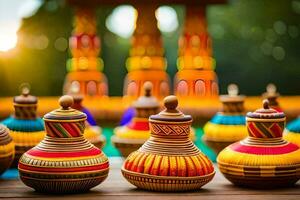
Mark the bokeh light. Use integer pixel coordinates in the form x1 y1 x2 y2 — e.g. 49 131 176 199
260 41 273 55
35 35 49 50
288 25 299 38
0 24 18 52
265 29 278 43
292 0 300 14
106 5 179 38
155 6 179 33
54 37 68 51
0 0 42 52
208 24 225 39
105 5 137 38
273 20 287 35
272 46 285 61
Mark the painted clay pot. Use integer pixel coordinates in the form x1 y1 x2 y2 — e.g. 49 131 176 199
203 84 247 154
112 82 160 157
18 95 109 193
71 93 105 149
217 100 300 188
0 125 15 175
122 95 215 192
283 116 300 146
262 83 282 112
2 86 45 167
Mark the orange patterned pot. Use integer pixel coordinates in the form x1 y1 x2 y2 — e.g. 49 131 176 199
122 95 215 192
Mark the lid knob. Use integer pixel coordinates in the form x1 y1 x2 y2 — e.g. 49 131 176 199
266 83 276 95
19 83 31 97
263 99 270 109
143 81 153 97
164 95 178 111
59 95 74 110
227 83 238 97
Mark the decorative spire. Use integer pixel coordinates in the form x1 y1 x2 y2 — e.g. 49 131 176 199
174 5 218 97
177 6 214 71
123 4 169 98
64 7 108 97
126 4 166 72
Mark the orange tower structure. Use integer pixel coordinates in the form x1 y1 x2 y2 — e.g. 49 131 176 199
123 4 170 99
64 7 108 97
174 5 219 98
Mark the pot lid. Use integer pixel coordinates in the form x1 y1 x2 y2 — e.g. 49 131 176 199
246 99 285 120
13 83 37 105
219 84 245 103
262 83 279 98
133 82 159 109
44 95 86 121
150 95 192 122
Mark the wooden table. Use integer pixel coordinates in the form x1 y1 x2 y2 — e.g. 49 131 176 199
1 158 300 200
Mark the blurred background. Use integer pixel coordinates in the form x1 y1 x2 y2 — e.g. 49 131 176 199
0 0 299 97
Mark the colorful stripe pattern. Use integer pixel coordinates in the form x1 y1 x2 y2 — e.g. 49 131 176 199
122 168 215 192
127 118 149 131
150 122 190 137
2 117 44 132
216 101 300 188
14 104 37 120
0 125 15 174
2 115 45 167
45 121 85 138
122 95 214 191
282 117 300 148
124 151 214 177
210 114 245 125
217 142 300 186
286 117 300 133
203 122 247 142
247 121 284 138
222 101 244 113
18 136 109 193
231 138 299 155
203 94 246 154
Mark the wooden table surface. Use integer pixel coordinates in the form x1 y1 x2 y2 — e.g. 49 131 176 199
1 158 300 200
